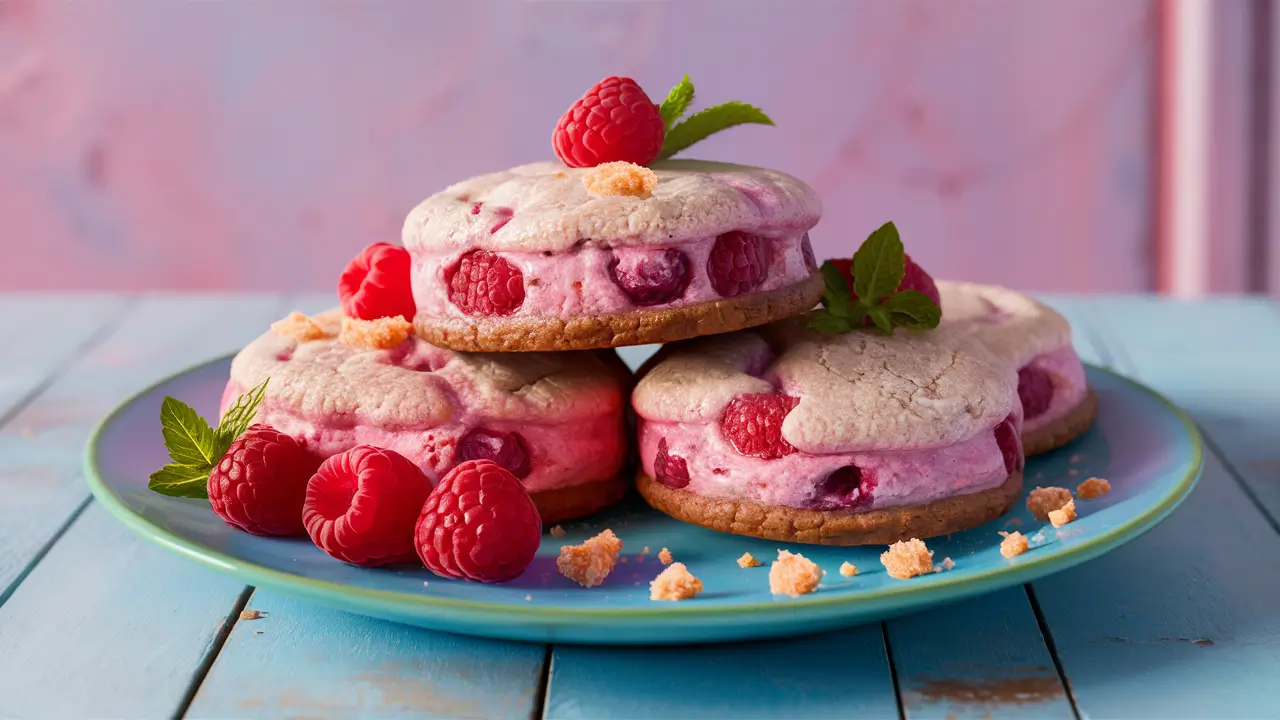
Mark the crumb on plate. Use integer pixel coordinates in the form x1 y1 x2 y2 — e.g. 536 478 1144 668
649 562 703 601
339 315 412 350
271 311 329 342
557 529 623 588
839 562 858 577
549 525 566 538
999 530 1029 558
934 557 955 573
1048 499 1077 528
769 550 822 596
239 609 266 621
1027 486 1074 521
737 552 762 568
659 547 673 565
880 538 934 580
583 161 658 198
1076 477 1112 499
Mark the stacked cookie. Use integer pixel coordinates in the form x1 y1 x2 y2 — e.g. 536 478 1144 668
216 75 1098 556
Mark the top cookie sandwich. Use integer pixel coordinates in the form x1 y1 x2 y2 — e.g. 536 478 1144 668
399 75 823 352
937 281 1096 455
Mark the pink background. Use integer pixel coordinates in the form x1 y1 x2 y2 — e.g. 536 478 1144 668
0 1 1159 293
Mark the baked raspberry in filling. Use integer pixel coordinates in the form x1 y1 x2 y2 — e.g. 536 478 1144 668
412 230 814 320
1017 345 1087 434
638 416 1015 512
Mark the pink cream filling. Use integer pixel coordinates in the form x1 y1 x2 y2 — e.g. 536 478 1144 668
637 418 1011 511
1020 345 1088 434
411 231 814 319
220 380 625 494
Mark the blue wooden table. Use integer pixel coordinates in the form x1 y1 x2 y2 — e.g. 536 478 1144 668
0 293 1277 719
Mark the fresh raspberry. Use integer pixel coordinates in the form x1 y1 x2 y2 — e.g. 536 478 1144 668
707 231 772 297
653 437 690 489
415 459 541 583
994 415 1023 475
444 250 525 316
721 393 798 459
608 249 691 306
302 445 434 566
457 428 531 479
338 243 417 322
552 76 665 168
208 424 320 536
1017 365 1055 420
830 253 940 307
809 465 877 510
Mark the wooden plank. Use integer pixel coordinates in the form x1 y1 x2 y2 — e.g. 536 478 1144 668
0 294 128 419
1030 296 1280 718
187 590 547 720
544 624 899 720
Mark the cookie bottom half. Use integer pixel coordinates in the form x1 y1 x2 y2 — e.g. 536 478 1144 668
532 473 630 526
414 273 823 352
1023 388 1098 457
636 468 1024 546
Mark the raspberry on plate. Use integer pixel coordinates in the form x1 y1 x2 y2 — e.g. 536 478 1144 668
208 424 321 536
338 243 417 322
302 445 434 566
416 460 541 583
553 76 665 168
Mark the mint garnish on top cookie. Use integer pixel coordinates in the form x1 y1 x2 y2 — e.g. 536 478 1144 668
148 378 269 498
808 222 942 335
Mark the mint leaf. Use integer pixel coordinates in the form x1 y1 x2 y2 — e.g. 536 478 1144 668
882 290 942 330
851 222 905 302
660 75 695 130
807 311 854 334
865 306 893 334
148 463 211 499
659 102 774 161
818 262 854 318
216 377 269 446
159 396 218 467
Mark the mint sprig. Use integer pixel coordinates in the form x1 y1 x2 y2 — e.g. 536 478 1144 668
656 75 774 161
807 222 941 335
148 377 270 499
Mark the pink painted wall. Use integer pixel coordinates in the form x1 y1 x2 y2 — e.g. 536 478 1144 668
0 0 1154 293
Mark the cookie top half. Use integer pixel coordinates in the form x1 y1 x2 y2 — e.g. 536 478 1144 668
402 160 822 254
633 321 1017 453
936 281 1073 367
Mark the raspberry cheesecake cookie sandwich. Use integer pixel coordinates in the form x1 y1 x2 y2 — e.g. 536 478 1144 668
632 224 1025 545
219 308 630 525
404 75 823 352
937 281 1097 456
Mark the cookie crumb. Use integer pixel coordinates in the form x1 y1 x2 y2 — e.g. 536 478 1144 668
935 557 955 573
340 315 412 350
642 546 650 555
839 562 858 577
557 529 623 588
999 531 1029 558
1076 477 1112 499
737 552 762 568
769 550 822 596
659 548 673 565
422 581 429 587
583 161 658 198
880 539 934 580
1027 486 1074 521
239 609 266 621
649 562 703 601
271 311 329 342
549 525 566 538
525 594 533 601
1068 468 1079 477
1048 499 1077 528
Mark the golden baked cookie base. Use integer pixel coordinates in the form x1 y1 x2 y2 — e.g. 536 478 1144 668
636 468 1024 546
414 273 824 352
531 473 629 526
1022 388 1098 457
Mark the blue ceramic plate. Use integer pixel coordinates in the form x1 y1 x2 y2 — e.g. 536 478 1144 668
85 357 1202 645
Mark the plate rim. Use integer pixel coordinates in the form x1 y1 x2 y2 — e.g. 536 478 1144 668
83 354 1204 623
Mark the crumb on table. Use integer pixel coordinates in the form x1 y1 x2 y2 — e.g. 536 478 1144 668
839 562 858 577
658 548 673 565
1027 486 1074 521
583 161 658 198
649 562 703 601
557 529 623 588
1076 477 1112 499
999 530 1029 558
1048 499 1077 528
880 538 934 580
339 315 412 350
737 552 762 568
271 311 329 342
549 525 566 539
769 550 822 596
